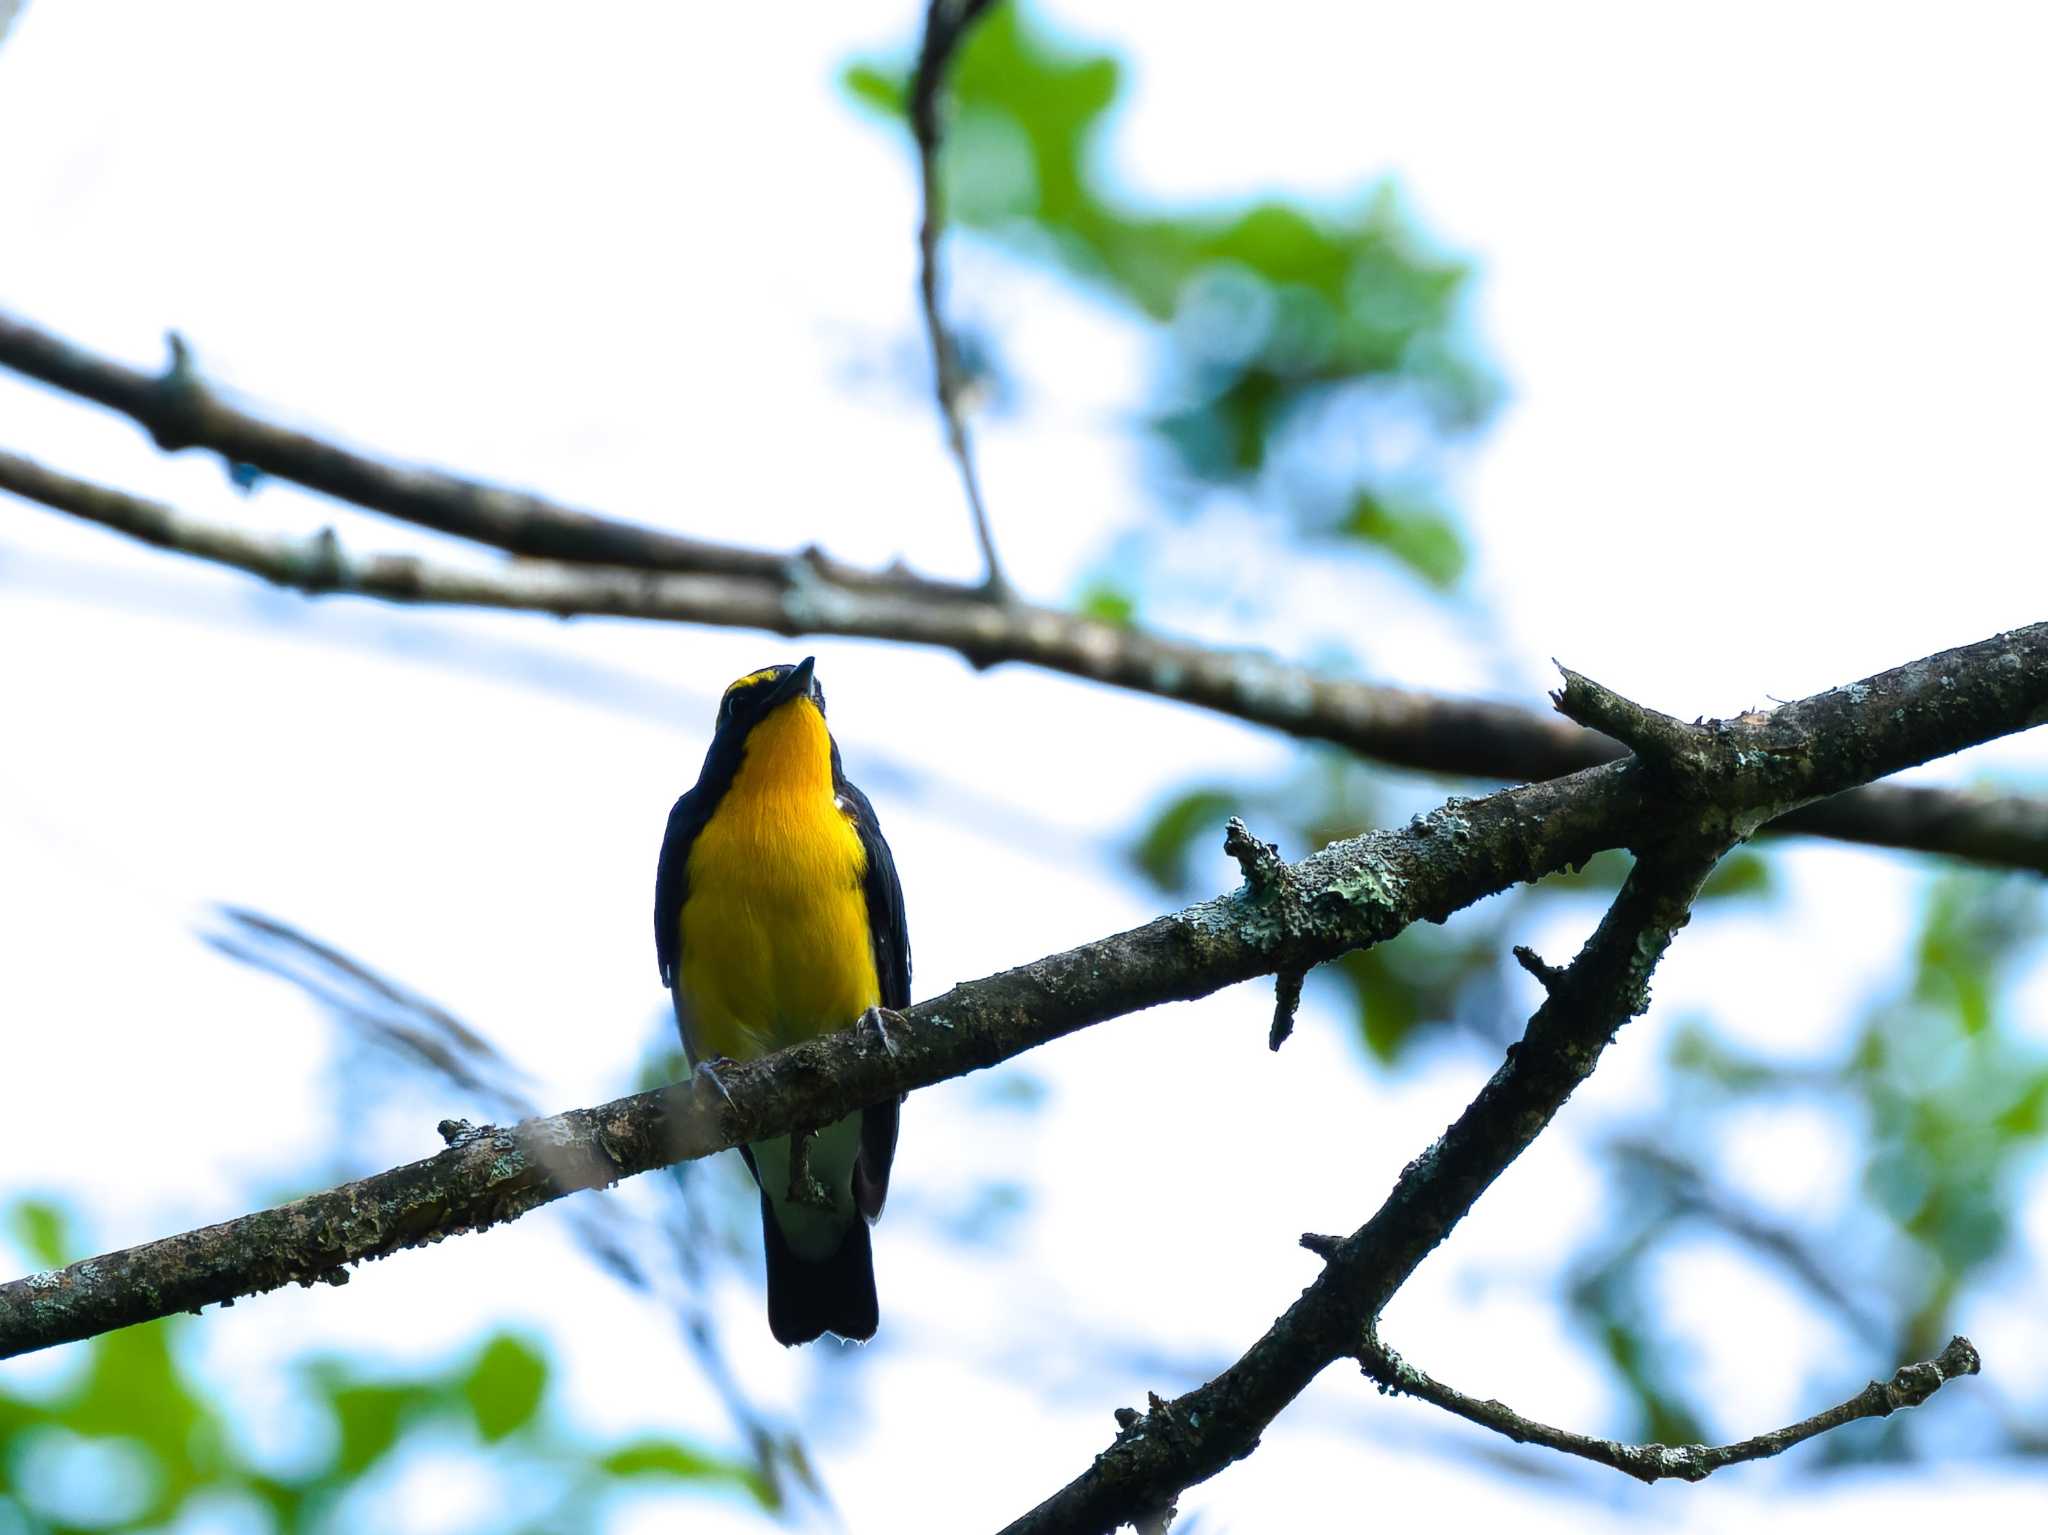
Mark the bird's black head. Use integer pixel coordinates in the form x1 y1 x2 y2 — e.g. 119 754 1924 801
699 657 837 793
712 656 825 737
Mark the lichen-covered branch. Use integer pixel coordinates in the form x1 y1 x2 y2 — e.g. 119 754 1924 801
4 440 2043 874
1356 1331 1982 1484
996 635 2045 1530
910 0 1009 592
1 624 2031 1446
0 755 1628 1359
1001 837 1735 1534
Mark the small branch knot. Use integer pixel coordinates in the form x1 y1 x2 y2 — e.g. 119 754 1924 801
1269 968 1306 1051
1879 1335 1981 1412
284 526 349 594
1223 816 1285 894
149 330 211 453
1511 945 1567 995
1551 663 1712 787
1299 1232 1343 1260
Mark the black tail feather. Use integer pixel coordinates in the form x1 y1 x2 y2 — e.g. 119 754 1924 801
761 1194 878 1346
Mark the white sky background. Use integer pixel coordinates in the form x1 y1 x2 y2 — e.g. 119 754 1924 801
1 2 2046 1531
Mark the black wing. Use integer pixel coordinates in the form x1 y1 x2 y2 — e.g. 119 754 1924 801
839 775 909 1221
654 785 709 990
839 778 910 1010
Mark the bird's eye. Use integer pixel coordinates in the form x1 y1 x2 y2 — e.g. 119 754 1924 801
719 691 739 723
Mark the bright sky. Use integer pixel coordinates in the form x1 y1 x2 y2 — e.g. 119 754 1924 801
1 3 2045 1532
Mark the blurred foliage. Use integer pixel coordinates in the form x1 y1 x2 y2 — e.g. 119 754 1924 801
846 2 1497 595
203 907 825 1516
0 1211 770 1530
0 1205 772 1534
1580 870 2048 1461
1128 753 1776 1066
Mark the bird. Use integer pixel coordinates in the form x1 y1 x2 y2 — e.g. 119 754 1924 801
653 656 909 1344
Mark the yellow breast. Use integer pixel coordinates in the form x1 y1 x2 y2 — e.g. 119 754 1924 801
676 700 879 1061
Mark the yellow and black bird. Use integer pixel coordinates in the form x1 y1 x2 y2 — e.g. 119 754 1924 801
654 657 908 1344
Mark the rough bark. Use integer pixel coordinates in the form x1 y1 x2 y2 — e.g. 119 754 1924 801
999 837 1733 1533
3 621 2039 1369
3 443 2042 873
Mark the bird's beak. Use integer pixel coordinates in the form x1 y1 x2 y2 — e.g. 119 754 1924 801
766 655 817 712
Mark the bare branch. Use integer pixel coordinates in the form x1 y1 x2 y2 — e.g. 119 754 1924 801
1 745 1641 1357
4 360 2048 875
0 312 947 590
910 0 1009 594
1356 1330 1982 1484
1002 835 1734 1534
1510 943 1567 996
1267 968 1306 1052
1553 662 1705 767
0 620 2034 1530
998 643 2044 1530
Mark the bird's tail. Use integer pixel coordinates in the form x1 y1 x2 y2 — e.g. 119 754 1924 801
761 1193 878 1346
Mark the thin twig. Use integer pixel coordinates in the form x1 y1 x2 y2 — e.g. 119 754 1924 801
997 634 2046 1530
1002 835 1736 1534
1 405 2044 869
3 625 2036 1359
1356 1330 1981 1484
910 0 1009 595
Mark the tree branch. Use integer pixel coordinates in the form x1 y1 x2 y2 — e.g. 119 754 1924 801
910 0 1009 594
4 439 2042 873
1003 835 1735 1532
0 312 953 590
0 626 2029 1458
1356 1331 1982 1484
997 641 2044 1530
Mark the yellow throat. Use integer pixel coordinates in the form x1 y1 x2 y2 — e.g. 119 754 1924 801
675 697 880 1060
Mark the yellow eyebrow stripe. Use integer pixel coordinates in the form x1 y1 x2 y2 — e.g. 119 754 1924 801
724 667 780 698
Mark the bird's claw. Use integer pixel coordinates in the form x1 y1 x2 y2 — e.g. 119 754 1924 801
859 1006 905 1057
693 1057 738 1111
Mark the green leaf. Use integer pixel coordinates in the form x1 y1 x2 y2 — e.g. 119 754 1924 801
1149 367 1286 480
1991 1072 2048 1137
324 1382 420 1475
1345 947 1419 1063
461 1333 549 1443
1698 850 1775 901
839 62 906 120
600 1439 727 1478
9 1201 71 1268
1076 580 1136 627
842 5 1495 571
1130 787 1239 893
1341 490 1467 589
1336 926 1500 1064
600 1437 777 1509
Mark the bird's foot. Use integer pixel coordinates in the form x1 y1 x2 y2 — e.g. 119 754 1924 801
858 1006 908 1057
693 1056 738 1111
